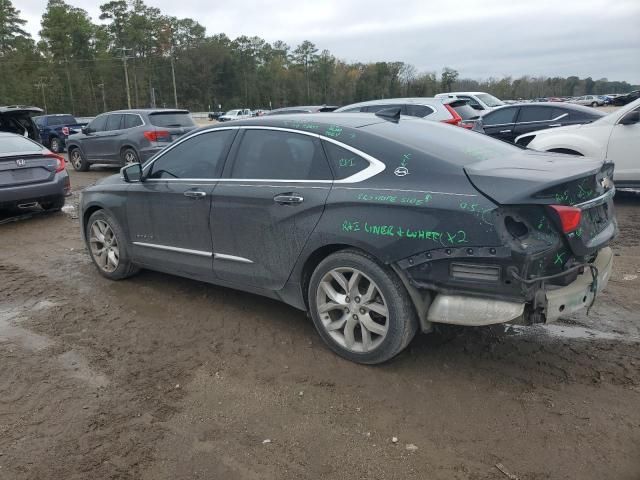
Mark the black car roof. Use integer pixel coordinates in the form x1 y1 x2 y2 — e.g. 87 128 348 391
490 102 605 117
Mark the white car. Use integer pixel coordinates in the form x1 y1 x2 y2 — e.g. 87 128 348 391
569 95 604 107
434 91 505 112
517 99 640 188
218 109 252 122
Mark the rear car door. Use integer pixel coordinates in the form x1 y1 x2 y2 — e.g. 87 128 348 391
93 113 124 161
127 129 237 281
513 106 556 138
480 107 519 142
211 128 333 289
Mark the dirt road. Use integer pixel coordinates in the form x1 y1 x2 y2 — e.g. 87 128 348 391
1 166 639 480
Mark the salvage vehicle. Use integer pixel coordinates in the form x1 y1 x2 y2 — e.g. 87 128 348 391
0 105 42 143
518 98 640 189
33 113 87 153
612 90 640 106
334 97 481 130
0 131 70 211
479 102 604 143
80 113 616 364
66 109 196 171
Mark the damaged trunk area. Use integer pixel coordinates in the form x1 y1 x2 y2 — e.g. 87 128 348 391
399 154 616 326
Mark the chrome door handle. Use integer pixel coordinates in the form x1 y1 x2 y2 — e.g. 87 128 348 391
184 189 207 199
499 129 512 133
549 124 561 127
274 193 304 205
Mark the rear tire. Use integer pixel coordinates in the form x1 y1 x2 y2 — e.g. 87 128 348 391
41 197 65 212
308 249 418 364
590 102 597 107
69 147 89 171
86 210 139 280
121 147 139 167
50 137 62 153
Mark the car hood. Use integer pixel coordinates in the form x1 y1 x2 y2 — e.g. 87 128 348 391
465 149 606 205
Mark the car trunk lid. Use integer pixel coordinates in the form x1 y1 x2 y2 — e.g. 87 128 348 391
147 111 197 143
0 153 58 187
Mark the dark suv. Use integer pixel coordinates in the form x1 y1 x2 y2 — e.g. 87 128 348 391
0 106 42 143
66 109 196 171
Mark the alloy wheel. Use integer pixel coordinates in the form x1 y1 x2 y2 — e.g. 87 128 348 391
71 150 82 169
124 151 137 165
316 267 389 353
89 219 119 273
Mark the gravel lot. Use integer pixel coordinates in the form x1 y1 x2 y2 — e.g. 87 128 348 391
1 164 639 480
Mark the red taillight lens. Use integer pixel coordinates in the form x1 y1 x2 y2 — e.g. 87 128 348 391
460 122 474 129
442 104 463 126
62 126 70 136
46 153 66 173
143 130 171 142
550 205 582 233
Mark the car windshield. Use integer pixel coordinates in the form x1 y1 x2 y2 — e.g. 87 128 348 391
225 110 241 115
0 135 42 154
148 112 194 127
476 94 504 107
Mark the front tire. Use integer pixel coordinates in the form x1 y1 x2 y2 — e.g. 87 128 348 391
69 147 89 171
591 102 598 107
86 210 139 280
308 249 418 364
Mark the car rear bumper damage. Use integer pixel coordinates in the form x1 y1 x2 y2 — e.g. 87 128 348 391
416 247 613 328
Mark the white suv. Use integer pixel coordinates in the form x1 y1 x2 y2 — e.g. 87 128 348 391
218 109 252 122
518 98 640 189
434 92 504 112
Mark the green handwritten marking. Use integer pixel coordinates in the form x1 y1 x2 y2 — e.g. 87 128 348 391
575 227 583 238
343 220 467 244
424 194 432 203
325 125 343 137
356 192 432 206
577 183 594 200
341 220 360 232
283 120 320 131
537 216 546 230
399 153 411 168
554 251 566 265
339 157 355 167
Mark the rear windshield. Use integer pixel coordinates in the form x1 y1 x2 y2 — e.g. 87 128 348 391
0 135 42 154
452 104 480 120
148 112 194 128
47 115 77 126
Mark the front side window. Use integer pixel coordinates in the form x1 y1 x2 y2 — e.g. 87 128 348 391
482 107 518 125
105 114 123 131
322 141 369 180
88 115 107 132
148 130 235 179
231 130 331 180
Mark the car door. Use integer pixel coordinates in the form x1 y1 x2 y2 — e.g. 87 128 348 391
126 128 237 281
79 114 108 160
92 113 124 161
480 106 519 142
607 106 640 184
210 128 333 290
512 106 556 139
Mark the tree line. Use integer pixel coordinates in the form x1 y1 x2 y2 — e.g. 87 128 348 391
0 0 637 116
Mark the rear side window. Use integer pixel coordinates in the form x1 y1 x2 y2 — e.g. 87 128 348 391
451 104 479 120
149 112 195 127
231 130 331 180
518 107 554 122
0 135 42 154
322 141 369 180
88 115 107 132
148 130 235 179
482 107 518 125
405 105 434 118
339 107 361 113
123 114 143 129
105 114 123 131
362 104 404 113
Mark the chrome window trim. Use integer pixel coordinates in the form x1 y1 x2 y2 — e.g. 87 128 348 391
213 253 254 264
132 242 212 257
142 125 385 184
485 112 569 128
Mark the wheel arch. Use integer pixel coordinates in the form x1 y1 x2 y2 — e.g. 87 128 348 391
82 204 105 240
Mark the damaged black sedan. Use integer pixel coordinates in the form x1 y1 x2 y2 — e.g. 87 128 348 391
79 112 616 364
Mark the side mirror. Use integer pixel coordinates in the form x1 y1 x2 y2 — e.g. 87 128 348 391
121 162 143 183
619 110 640 125
82 126 91 135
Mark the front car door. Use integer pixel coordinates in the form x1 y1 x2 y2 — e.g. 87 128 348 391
211 127 333 290
126 128 237 281
80 114 108 160
93 113 124 161
607 105 640 186
480 106 519 142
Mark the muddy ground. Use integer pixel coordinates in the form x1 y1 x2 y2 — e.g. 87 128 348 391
1 165 639 480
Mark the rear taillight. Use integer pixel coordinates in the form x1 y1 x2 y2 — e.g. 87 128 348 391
62 126 70 136
460 122 474 130
442 104 463 126
143 130 171 142
46 153 66 173
550 205 582 233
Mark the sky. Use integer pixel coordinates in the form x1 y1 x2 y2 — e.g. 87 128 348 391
17 0 640 84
